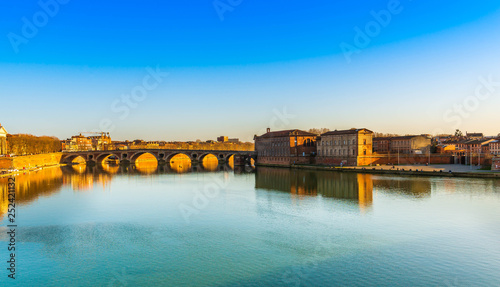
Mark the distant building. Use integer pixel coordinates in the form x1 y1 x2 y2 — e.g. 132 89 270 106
466 132 483 140
316 128 373 166
436 144 456 154
62 134 93 151
88 133 112 150
254 128 317 166
217 136 239 143
390 135 431 154
489 140 500 156
454 139 495 157
0 123 7 155
217 136 228 142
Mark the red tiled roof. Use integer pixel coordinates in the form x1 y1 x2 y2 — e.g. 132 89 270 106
321 128 373 136
256 129 316 138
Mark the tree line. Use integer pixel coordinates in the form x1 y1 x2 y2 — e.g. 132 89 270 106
7 134 61 155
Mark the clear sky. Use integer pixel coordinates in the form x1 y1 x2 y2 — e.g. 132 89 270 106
1 0 500 141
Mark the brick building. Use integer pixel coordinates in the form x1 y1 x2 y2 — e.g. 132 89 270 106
62 134 93 151
316 128 373 166
493 157 500 171
217 136 239 143
0 124 7 155
488 140 500 156
217 136 228 142
466 132 483 140
389 135 431 154
254 129 317 166
456 139 494 154
372 137 390 153
89 133 112 150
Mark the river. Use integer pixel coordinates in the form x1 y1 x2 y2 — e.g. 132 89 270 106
1 161 500 286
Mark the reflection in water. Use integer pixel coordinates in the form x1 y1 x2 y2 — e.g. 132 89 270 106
227 155 234 169
0 167 63 220
170 154 192 173
202 155 219 172
255 167 374 209
372 176 431 198
134 154 159 174
101 163 119 174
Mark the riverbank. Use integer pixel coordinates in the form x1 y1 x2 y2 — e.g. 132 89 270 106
0 163 66 178
257 163 500 179
0 153 65 178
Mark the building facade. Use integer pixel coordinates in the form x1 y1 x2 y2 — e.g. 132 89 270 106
254 129 317 166
390 135 431 154
492 157 500 171
466 132 483 140
372 137 390 153
0 124 7 155
316 128 373 166
62 134 93 151
89 133 112 150
488 140 500 156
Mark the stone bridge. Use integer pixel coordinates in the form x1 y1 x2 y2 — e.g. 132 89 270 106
61 149 256 166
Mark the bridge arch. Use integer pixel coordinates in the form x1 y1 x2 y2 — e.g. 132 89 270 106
166 152 193 162
62 154 88 164
198 153 218 162
129 151 159 165
95 153 121 165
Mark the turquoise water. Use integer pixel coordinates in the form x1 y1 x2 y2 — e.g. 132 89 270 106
1 165 500 286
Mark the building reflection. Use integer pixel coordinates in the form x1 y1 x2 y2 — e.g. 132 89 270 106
372 177 431 198
255 167 374 209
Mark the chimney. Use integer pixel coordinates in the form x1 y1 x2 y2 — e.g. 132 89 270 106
267 128 270 133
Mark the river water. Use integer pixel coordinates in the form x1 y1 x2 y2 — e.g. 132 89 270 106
1 162 500 286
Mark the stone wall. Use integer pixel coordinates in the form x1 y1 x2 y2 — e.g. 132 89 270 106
0 153 63 170
357 154 453 166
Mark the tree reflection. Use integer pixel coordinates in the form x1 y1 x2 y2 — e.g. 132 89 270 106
0 167 63 220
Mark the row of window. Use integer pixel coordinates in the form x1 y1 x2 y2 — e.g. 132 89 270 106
318 149 369 156
319 139 354 146
318 149 356 156
260 148 288 156
319 139 369 146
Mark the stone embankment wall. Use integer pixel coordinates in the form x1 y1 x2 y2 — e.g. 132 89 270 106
0 153 63 170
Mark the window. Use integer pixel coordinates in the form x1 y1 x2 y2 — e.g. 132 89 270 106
363 139 366 145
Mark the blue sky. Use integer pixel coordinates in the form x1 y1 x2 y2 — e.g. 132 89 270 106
1 0 500 141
